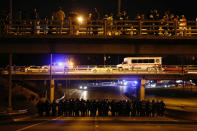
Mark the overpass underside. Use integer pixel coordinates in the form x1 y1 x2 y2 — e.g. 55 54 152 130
0 36 197 55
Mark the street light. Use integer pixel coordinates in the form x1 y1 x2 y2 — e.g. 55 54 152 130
118 0 121 17
9 0 13 24
77 16 84 24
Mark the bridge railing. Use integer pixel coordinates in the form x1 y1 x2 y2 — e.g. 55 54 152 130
1 19 197 37
1 65 197 75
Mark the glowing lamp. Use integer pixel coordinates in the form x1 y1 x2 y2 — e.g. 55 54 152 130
77 16 83 24
69 61 74 66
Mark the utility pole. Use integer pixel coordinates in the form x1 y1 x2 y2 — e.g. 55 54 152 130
8 54 13 112
9 0 13 24
118 0 121 17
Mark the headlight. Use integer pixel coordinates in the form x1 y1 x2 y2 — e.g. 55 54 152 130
79 86 82 89
84 86 87 89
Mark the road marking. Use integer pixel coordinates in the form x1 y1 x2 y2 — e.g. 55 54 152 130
16 122 45 131
13 116 32 122
16 116 61 131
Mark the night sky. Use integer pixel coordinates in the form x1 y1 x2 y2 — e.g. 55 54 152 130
0 0 197 19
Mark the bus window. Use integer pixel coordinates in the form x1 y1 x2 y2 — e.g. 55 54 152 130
138 59 143 63
149 59 154 63
144 59 149 63
123 61 128 64
132 60 137 63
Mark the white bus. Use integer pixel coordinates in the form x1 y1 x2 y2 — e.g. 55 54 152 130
117 57 162 72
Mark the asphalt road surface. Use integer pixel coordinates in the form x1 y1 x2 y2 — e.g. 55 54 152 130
62 86 130 101
1 87 197 131
1 117 197 131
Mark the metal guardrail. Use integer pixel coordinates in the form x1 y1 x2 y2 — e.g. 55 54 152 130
1 19 197 37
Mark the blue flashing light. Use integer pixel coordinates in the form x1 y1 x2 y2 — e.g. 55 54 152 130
58 62 63 66
130 80 138 87
133 80 138 86
123 81 128 86
134 80 138 84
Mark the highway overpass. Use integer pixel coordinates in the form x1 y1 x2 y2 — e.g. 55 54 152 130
1 36 197 55
1 71 197 80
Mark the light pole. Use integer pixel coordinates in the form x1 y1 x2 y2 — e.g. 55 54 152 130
118 0 121 17
8 54 13 112
9 0 13 24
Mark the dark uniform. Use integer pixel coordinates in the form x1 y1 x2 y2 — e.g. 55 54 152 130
160 101 165 116
36 100 44 117
80 100 87 116
64 100 70 116
110 100 116 116
73 99 80 116
69 99 74 116
151 100 157 117
103 100 109 116
131 100 137 116
58 100 64 116
145 100 151 117
52 100 57 116
45 100 51 116
98 101 103 116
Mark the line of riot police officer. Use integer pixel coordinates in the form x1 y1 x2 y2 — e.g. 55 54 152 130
36 98 165 117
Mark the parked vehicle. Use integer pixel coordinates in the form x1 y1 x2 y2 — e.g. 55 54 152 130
25 66 49 73
117 57 162 72
91 66 113 73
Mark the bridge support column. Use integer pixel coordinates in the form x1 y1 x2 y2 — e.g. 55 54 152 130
44 80 47 99
50 79 55 103
138 79 146 100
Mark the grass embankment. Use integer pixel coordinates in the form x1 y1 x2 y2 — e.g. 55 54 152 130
0 77 40 113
